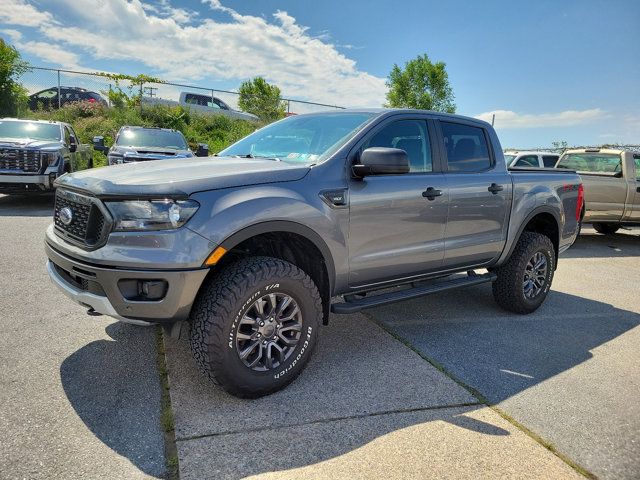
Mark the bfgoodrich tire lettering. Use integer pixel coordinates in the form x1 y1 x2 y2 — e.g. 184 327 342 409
189 256 321 398
492 232 555 314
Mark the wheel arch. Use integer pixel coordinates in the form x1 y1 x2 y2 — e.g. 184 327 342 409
501 207 561 269
215 221 336 324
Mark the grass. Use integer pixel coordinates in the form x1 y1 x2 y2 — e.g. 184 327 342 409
22 102 260 169
156 326 180 480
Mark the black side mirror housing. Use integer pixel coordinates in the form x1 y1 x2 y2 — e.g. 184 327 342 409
196 143 209 157
68 139 77 153
352 147 410 177
93 136 109 153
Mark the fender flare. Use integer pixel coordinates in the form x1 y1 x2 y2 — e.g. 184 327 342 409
501 206 561 266
218 220 336 295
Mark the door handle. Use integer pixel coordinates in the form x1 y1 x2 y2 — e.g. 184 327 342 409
422 187 443 200
488 183 504 194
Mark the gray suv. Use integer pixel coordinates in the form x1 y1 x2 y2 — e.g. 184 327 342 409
45 109 582 397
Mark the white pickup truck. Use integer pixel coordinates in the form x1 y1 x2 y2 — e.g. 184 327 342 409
142 92 259 122
504 150 560 169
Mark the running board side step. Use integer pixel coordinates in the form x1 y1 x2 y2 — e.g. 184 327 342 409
331 272 497 314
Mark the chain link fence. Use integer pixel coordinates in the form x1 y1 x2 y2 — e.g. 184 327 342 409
19 66 344 116
505 145 640 154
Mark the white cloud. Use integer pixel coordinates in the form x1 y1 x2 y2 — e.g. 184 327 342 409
0 0 57 27
2 0 386 107
475 109 606 129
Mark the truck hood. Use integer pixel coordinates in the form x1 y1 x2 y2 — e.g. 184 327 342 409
55 156 311 197
0 138 62 150
110 146 193 160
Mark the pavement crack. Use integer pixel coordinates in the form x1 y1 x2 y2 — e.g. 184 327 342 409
175 401 483 443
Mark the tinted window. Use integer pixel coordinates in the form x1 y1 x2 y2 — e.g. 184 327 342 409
542 155 559 168
363 120 432 173
504 154 516 165
634 154 640 180
36 89 57 99
63 126 71 144
116 128 188 149
441 122 491 172
514 155 539 167
556 153 622 173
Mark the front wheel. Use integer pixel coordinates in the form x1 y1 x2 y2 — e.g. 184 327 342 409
492 232 555 314
592 223 619 235
189 256 321 398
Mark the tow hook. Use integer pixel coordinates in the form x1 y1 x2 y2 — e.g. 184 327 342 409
86 307 102 317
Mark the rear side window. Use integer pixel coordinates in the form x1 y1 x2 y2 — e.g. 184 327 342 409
556 153 622 173
634 154 640 180
441 122 491 172
514 155 539 167
542 155 559 168
363 120 432 173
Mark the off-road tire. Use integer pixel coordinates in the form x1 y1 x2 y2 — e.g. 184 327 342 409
592 223 619 235
492 232 555 314
189 256 322 398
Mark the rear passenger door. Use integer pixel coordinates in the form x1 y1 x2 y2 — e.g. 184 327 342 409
437 120 511 269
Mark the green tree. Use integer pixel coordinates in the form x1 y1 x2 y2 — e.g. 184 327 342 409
0 38 29 117
385 54 455 113
238 77 286 123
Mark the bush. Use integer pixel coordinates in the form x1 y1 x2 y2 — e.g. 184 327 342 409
23 102 260 169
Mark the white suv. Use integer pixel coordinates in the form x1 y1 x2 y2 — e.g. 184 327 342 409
504 151 560 168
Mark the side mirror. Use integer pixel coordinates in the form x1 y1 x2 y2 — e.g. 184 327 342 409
196 143 209 157
69 136 77 153
352 147 410 177
93 136 109 153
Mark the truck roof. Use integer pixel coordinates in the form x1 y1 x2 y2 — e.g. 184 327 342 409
0 118 67 126
563 148 626 155
504 150 559 156
119 125 180 133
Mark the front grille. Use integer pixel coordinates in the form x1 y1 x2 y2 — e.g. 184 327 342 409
0 148 42 172
54 189 108 248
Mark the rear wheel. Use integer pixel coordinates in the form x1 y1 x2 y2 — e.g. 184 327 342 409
492 232 555 314
592 223 619 235
189 256 321 398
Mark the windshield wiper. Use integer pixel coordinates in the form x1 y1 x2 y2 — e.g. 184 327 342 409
232 154 281 161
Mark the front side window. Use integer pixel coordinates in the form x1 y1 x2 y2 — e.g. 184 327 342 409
441 122 491 172
116 128 188 149
36 89 57 99
556 153 622 173
514 155 539 167
220 113 375 165
363 120 432 173
542 155 559 168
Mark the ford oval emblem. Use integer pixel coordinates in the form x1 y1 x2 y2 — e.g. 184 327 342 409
59 207 74 226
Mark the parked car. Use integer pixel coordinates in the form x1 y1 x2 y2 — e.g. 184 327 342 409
0 118 92 194
556 148 640 233
28 87 107 111
142 92 259 122
45 109 582 398
93 126 209 165
504 150 560 169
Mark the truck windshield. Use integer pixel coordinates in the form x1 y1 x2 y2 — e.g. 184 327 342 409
0 121 61 141
556 153 622 173
219 112 376 164
116 129 188 149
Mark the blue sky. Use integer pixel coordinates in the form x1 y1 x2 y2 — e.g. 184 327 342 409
1 0 638 147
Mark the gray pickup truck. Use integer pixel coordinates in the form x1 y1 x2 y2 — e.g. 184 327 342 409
45 109 582 397
93 126 208 165
0 118 92 194
556 148 640 233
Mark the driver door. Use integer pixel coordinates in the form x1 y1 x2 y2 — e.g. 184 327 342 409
348 117 448 287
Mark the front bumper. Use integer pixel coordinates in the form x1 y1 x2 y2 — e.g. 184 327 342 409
45 241 209 325
0 174 53 192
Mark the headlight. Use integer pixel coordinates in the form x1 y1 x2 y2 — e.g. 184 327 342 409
108 153 123 165
105 199 199 231
41 151 59 166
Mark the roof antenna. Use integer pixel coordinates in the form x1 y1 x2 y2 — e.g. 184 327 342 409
491 113 495 127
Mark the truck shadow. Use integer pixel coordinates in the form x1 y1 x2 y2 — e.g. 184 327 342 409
60 288 638 478
0 193 54 217
59 322 165 479
562 227 640 259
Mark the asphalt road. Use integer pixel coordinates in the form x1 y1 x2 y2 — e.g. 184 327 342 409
0 194 165 479
1 192 638 479
367 226 640 479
